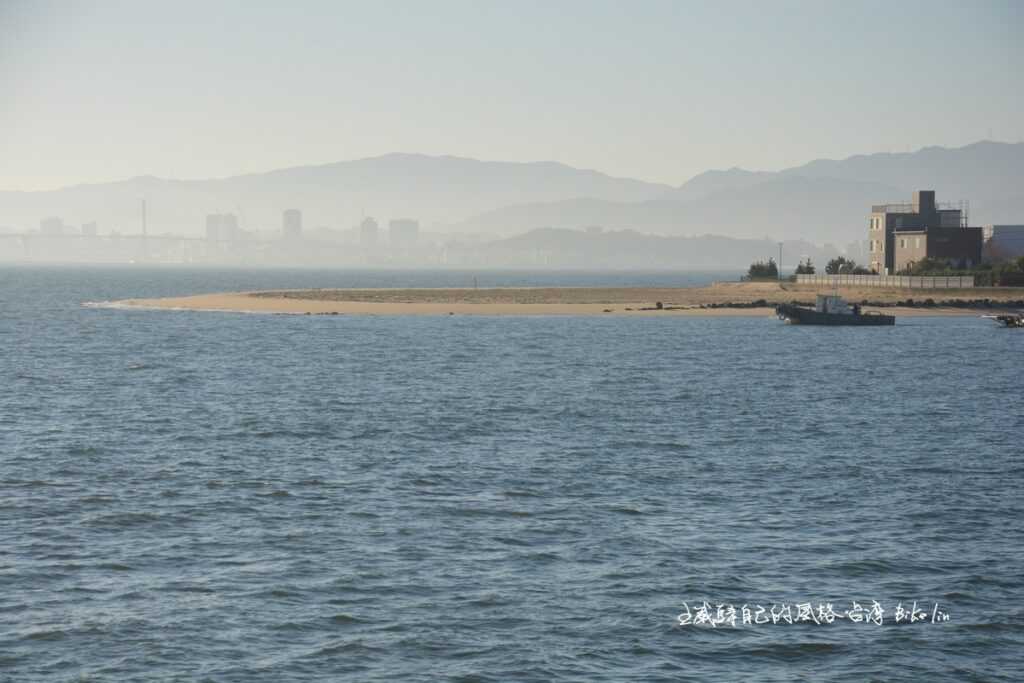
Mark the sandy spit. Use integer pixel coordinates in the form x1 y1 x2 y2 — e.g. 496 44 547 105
107 282 1024 318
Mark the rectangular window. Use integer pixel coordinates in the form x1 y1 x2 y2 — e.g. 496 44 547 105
915 237 921 248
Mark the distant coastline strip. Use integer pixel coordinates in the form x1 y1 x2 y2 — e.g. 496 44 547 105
94 283 1024 317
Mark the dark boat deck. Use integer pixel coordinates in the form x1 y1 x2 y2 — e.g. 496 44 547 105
776 303 895 326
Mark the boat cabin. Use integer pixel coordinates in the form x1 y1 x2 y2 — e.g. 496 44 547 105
816 294 855 315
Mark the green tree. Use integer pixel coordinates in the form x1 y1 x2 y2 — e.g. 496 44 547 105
825 256 852 274
794 257 815 275
898 257 954 275
826 256 871 275
747 257 779 280
991 256 1024 285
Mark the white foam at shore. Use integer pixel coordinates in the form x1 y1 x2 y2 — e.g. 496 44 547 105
81 300 294 315
82 300 136 310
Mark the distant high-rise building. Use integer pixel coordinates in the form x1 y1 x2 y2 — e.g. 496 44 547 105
81 222 98 237
282 209 303 240
40 217 65 235
205 213 240 242
359 217 379 246
388 218 419 246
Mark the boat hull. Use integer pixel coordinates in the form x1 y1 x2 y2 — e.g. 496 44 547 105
776 303 894 326
983 314 1024 328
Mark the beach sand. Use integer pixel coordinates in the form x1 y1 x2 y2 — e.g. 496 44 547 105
113 282 1024 317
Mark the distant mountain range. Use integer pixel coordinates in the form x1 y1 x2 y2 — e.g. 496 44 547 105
0 154 670 237
1 141 1021 245
456 141 1024 243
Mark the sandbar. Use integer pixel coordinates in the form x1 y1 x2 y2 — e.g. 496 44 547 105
110 282 1024 317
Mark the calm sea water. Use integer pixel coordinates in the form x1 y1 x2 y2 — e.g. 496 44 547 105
2 265 1022 682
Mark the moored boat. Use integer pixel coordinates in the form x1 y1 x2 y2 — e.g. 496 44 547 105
776 294 895 326
981 313 1024 328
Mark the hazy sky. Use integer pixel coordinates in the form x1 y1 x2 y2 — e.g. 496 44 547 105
1 0 1022 191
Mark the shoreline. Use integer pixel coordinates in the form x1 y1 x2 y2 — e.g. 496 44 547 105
105 283 1024 317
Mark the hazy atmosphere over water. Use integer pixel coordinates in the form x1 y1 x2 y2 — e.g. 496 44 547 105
1 0 1023 190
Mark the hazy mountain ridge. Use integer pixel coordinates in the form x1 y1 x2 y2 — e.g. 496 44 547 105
1 142 1021 247
0 154 672 236
455 141 1024 242
456 176 906 243
671 167 775 202
482 227 838 269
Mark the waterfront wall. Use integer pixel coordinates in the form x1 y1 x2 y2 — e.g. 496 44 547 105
795 274 975 289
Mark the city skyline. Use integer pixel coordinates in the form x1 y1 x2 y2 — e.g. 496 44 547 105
2 0 1022 191
2 140 1022 252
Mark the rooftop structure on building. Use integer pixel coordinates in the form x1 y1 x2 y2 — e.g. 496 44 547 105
867 190 981 274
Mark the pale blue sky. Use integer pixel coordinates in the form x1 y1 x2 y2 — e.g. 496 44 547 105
1 0 1022 190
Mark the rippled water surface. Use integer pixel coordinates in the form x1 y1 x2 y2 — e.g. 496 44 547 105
2 265 1022 681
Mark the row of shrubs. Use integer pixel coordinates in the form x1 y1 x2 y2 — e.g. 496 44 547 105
747 256 870 280
898 256 1024 286
748 255 1024 286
